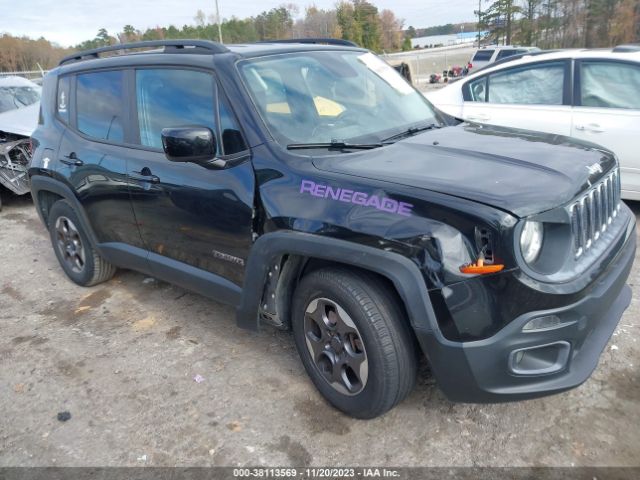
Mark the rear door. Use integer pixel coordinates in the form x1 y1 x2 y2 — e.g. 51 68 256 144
56 69 145 249
461 60 573 135
125 67 255 286
571 59 640 199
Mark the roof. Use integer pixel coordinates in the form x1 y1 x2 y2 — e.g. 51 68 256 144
51 39 367 77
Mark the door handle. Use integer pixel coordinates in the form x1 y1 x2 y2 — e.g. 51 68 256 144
61 152 84 166
575 123 604 133
131 168 160 184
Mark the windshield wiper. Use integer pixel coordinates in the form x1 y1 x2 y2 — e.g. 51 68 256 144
382 123 441 143
287 140 383 151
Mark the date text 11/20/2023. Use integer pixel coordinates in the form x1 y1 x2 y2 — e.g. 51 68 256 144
233 467 400 477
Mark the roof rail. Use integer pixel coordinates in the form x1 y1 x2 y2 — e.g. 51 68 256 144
59 40 229 66
259 38 359 47
613 43 640 52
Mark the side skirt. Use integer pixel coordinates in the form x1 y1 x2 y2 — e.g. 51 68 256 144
98 243 242 307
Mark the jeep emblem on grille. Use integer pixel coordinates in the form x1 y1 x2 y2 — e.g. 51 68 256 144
586 163 603 175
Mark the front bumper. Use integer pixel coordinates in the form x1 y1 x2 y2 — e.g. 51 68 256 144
416 211 636 403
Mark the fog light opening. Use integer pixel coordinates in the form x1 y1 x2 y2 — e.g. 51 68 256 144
509 341 571 376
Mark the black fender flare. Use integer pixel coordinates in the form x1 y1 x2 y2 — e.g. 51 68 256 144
236 230 441 337
30 175 100 248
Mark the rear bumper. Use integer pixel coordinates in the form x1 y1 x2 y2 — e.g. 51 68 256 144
417 215 635 403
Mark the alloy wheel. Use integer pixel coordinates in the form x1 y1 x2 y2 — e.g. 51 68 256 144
304 297 369 396
54 216 86 274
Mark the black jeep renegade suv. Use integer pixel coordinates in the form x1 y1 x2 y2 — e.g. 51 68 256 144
29 40 635 418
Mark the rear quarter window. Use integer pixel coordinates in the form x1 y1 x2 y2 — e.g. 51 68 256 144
472 50 495 62
496 49 521 60
57 76 70 124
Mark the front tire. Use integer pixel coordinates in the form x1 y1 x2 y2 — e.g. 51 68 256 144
48 200 116 286
292 267 418 419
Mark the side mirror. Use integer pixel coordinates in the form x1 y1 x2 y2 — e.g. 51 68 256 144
161 126 217 164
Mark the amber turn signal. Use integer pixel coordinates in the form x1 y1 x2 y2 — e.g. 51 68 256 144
459 257 504 275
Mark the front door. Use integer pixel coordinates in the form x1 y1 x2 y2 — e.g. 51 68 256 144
57 69 144 250
126 67 254 286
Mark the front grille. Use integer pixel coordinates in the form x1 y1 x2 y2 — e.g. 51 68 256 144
570 169 621 258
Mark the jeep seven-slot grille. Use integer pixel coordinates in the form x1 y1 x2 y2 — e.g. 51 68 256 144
570 169 621 258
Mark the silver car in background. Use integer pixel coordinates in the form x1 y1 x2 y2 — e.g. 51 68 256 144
0 76 40 209
469 46 540 72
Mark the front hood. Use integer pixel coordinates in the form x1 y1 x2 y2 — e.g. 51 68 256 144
0 103 39 137
312 123 617 217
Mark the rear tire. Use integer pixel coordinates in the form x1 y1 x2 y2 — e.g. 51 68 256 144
48 200 116 286
292 267 418 419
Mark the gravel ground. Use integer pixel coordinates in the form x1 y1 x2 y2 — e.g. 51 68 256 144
0 193 639 467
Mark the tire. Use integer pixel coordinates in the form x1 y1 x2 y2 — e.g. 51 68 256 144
47 199 116 286
292 267 418 419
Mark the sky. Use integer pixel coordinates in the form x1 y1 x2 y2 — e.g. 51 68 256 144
1 0 479 47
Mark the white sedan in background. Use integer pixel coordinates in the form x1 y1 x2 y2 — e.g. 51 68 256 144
427 46 640 200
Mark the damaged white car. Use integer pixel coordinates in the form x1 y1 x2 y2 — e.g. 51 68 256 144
0 76 40 210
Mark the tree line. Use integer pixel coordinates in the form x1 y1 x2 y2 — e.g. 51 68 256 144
2 0 638 72
1 0 403 72
74 1 405 54
480 0 639 47
0 35 73 72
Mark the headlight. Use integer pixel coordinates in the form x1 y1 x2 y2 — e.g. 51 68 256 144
520 221 543 264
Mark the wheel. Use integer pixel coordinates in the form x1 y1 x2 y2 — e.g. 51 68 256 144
292 267 418 419
48 200 116 286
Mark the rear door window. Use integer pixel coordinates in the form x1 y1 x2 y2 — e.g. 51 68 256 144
76 71 125 142
579 61 640 109
487 62 565 105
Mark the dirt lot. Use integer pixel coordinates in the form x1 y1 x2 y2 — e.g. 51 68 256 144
1 193 639 467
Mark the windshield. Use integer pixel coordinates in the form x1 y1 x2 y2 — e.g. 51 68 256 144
0 85 41 114
239 51 440 148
